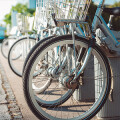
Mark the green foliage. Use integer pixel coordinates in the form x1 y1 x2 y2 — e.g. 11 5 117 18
12 3 35 16
4 13 11 25
4 3 35 25
112 1 120 7
12 3 28 13
26 8 36 16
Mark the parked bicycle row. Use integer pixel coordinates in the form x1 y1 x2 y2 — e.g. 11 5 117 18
1 0 120 120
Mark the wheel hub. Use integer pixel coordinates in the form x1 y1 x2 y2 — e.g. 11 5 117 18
63 76 78 89
48 66 59 78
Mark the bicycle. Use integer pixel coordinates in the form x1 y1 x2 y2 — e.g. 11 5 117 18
8 0 73 77
1 12 35 60
6 13 38 76
1 29 21 59
23 0 120 119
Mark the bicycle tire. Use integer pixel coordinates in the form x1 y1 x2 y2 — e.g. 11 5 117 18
23 35 74 105
23 35 111 120
23 36 55 74
8 37 36 77
23 36 56 94
1 38 17 58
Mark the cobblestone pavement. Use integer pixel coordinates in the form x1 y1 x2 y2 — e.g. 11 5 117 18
0 73 11 120
0 62 23 119
0 47 38 120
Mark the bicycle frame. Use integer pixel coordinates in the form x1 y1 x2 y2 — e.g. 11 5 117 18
35 0 120 82
71 0 120 81
92 0 120 50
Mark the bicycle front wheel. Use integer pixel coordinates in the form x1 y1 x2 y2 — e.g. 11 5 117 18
23 35 111 120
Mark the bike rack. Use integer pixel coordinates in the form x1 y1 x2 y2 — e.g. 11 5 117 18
96 29 120 120
73 29 120 119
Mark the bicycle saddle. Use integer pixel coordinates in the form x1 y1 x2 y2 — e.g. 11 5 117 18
104 7 120 16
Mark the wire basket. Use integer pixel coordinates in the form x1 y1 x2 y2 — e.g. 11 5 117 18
34 0 50 30
35 0 91 30
34 7 40 30
36 0 91 28
53 0 92 21
16 13 34 32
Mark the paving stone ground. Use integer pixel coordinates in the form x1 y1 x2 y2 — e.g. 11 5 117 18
0 61 23 120
0 46 38 120
0 73 11 120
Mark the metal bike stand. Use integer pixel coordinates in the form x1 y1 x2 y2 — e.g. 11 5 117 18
73 55 95 102
97 57 120 120
96 30 120 120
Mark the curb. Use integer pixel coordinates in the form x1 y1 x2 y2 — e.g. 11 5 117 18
0 60 23 120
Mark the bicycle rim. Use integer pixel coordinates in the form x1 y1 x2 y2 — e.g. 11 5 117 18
8 37 36 77
1 38 16 58
23 35 111 120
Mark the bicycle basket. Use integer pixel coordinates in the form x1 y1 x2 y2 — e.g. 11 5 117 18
36 0 91 28
35 0 50 29
16 13 34 32
48 0 91 21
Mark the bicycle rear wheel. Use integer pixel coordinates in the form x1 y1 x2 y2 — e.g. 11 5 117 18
1 38 17 58
8 37 36 77
23 35 111 120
